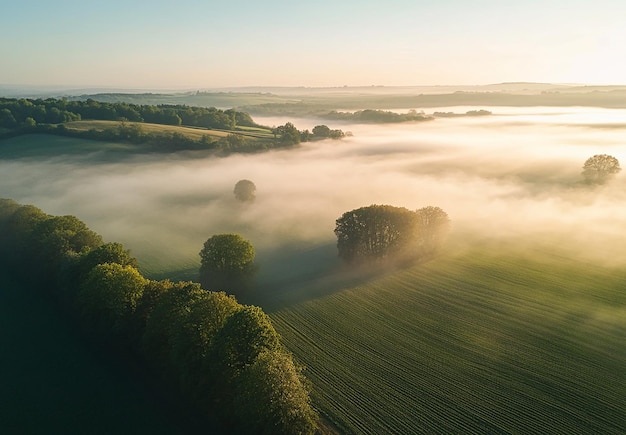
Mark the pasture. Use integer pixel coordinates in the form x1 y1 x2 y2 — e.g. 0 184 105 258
63 120 275 140
269 241 626 434
64 120 231 140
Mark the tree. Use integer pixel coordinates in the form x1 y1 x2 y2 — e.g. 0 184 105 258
233 179 256 202
199 234 256 294
414 206 451 255
234 350 318 435
78 242 138 274
312 124 331 138
170 291 240 397
211 306 280 378
207 305 282 421
78 263 146 338
275 122 301 146
335 205 417 263
0 108 17 128
335 204 451 264
31 215 103 259
582 154 621 184
142 280 240 391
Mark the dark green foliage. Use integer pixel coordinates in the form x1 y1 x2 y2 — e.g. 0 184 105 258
335 204 450 264
142 281 238 385
142 281 203 375
77 263 146 338
169 291 240 398
0 198 20 224
130 279 172 347
325 108 433 123
31 215 103 258
0 198 319 433
0 97 259 131
2 205 50 269
0 97 347 155
233 179 256 202
216 133 248 152
212 306 280 375
335 204 418 263
77 242 138 275
234 350 318 435
274 122 301 146
312 124 344 139
199 234 256 295
312 124 331 137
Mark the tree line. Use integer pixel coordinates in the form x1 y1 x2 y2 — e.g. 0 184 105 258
0 97 347 154
0 198 318 434
0 97 260 130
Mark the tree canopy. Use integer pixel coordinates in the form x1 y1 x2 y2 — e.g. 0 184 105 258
234 179 257 202
335 204 450 264
199 233 256 294
582 154 621 185
0 198 319 434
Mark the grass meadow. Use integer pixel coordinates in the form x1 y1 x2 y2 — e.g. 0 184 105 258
63 120 275 139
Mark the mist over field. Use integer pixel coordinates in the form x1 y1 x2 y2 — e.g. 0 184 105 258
3 106 626 278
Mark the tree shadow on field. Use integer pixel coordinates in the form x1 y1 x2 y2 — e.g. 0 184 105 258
248 242 408 312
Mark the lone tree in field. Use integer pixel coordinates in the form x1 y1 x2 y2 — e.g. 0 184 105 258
582 154 621 185
233 179 256 202
199 233 256 295
335 204 450 264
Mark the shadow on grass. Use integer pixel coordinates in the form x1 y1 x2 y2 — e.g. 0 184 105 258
245 242 416 312
0 134 142 163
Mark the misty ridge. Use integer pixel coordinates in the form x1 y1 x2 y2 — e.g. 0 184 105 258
2 106 626 279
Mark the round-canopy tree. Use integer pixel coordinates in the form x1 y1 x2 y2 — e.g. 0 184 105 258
335 205 418 263
199 233 256 295
582 154 621 185
335 204 451 264
233 179 256 202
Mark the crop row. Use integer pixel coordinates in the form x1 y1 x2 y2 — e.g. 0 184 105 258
271 248 626 434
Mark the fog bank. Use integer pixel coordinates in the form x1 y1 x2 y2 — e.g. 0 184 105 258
2 106 626 275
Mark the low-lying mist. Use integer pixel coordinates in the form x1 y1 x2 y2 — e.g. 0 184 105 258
3 106 626 282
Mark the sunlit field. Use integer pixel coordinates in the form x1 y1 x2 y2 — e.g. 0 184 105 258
270 243 626 433
2 106 626 432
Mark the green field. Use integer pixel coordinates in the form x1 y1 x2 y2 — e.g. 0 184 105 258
64 120 230 139
63 120 275 140
267 243 626 434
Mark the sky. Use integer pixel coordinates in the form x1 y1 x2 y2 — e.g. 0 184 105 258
2 0 626 89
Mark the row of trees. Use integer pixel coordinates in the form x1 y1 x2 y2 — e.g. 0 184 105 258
335 205 451 264
324 109 434 123
272 122 346 146
0 198 318 434
0 97 260 130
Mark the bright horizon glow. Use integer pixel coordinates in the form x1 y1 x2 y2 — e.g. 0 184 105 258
2 0 626 89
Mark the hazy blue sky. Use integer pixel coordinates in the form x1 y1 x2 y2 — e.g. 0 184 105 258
2 0 625 88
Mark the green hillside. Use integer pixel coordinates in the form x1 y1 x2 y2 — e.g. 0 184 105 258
269 244 626 434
